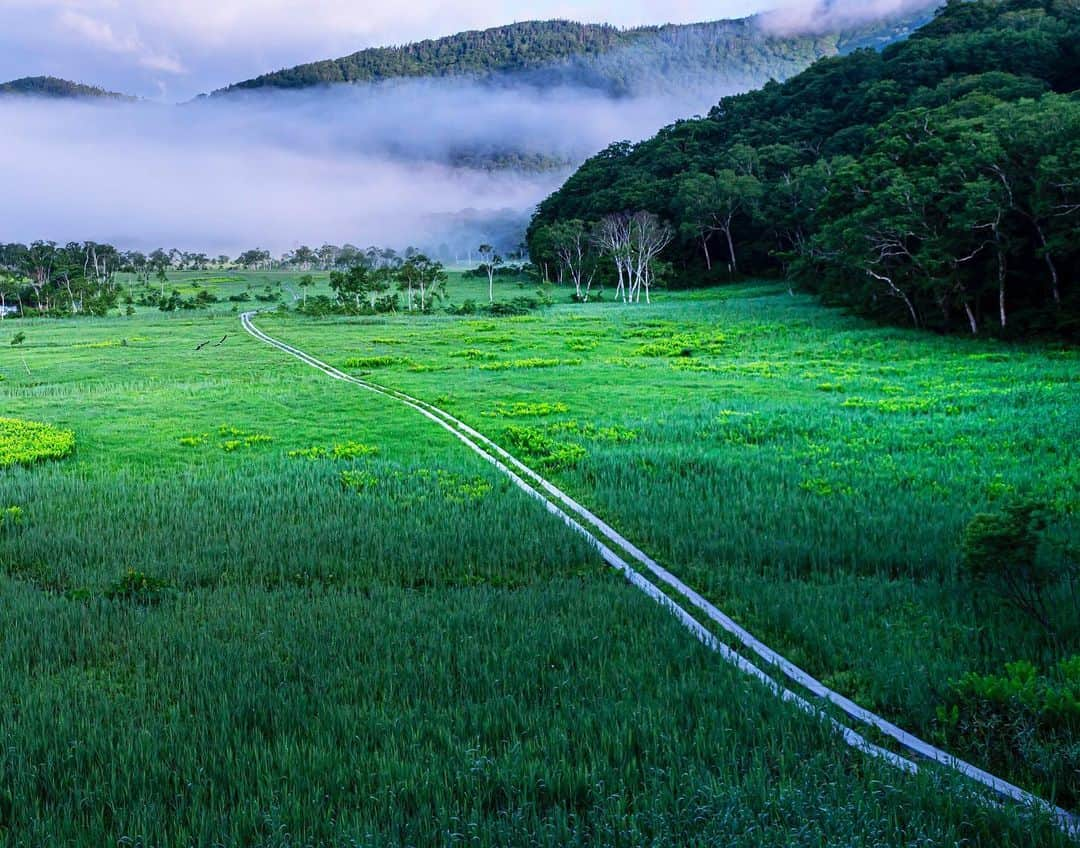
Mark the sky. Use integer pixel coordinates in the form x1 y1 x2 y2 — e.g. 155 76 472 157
0 0 776 101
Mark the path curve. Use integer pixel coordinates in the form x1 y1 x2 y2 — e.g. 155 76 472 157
240 311 1077 837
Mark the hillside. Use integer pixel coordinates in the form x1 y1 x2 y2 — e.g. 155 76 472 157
214 13 934 98
528 0 1080 337
0 75 131 100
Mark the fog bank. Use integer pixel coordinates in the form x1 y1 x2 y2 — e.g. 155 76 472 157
0 74 734 255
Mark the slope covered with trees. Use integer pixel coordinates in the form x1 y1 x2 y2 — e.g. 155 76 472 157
215 14 932 98
0 76 130 99
528 0 1080 338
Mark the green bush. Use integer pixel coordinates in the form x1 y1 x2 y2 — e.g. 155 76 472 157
105 568 171 605
939 656 1080 807
961 501 1058 632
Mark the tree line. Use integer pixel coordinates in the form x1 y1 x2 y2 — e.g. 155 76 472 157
0 242 458 317
528 0 1080 337
215 17 868 98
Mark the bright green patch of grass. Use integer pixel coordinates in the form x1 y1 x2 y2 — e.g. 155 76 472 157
0 417 75 467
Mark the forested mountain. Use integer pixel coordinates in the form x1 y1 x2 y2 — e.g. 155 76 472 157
0 76 131 100
215 14 933 98
528 0 1080 338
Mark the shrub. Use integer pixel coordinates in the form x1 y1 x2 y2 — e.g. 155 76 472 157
105 568 170 605
938 656 1080 806
961 501 1058 632
482 296 543 317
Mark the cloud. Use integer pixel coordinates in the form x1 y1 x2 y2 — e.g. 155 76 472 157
757 0 938 35
56 10 186 75
0 74 731 255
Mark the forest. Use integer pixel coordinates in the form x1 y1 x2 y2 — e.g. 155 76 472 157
0 76 127 99
528 0 1080 337
215 14 930 98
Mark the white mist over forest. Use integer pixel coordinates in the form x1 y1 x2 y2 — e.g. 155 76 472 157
0 75 737 257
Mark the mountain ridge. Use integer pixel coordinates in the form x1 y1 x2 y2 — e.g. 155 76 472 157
212 12 935 98
0 75 133 100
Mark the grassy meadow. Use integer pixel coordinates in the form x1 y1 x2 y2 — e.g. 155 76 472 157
0 270 1076 845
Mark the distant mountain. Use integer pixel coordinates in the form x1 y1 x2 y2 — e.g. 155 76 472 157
214 13 935 99
0 76 132 100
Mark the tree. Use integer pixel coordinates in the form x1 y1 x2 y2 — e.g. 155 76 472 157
298 274 315 307
292 246 316 270
148 248 171 297
316 244 340 270
675 170 760 275
527 0 1080 337
22 241 58 313
329 263 373 311
395 255 447 312
0 274 19 318
593 213 632 301
477 243 502 302
961 501 1059 634
593 212 672 304
626 212 674 303
548 220 597 301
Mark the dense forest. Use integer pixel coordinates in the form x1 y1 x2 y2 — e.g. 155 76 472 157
215 14 932 98
0 76 130 99
528 0 1080 338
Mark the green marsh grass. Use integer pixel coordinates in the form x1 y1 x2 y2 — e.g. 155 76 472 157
0 276 1076 841
263 281 1080 807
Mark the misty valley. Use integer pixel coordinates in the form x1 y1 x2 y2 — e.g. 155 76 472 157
1 1 1079 846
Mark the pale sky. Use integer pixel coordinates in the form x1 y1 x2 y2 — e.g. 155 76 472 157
0 0 775 101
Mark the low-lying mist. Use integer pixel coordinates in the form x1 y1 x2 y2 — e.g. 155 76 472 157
0 69 748 257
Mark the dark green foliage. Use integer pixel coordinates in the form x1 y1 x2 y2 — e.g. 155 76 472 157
216 14 931 97
104 568 171 605
483 295 543 316
0 240 123 317
940 656 1080 806
529 0 1080 337
0 76 131 100
961 500 1066 632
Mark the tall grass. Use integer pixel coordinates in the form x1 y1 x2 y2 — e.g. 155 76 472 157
262 283 1080 805
0 279 1076 841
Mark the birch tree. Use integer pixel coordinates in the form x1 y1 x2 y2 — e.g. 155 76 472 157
477 244 501 302
550 220 597 301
